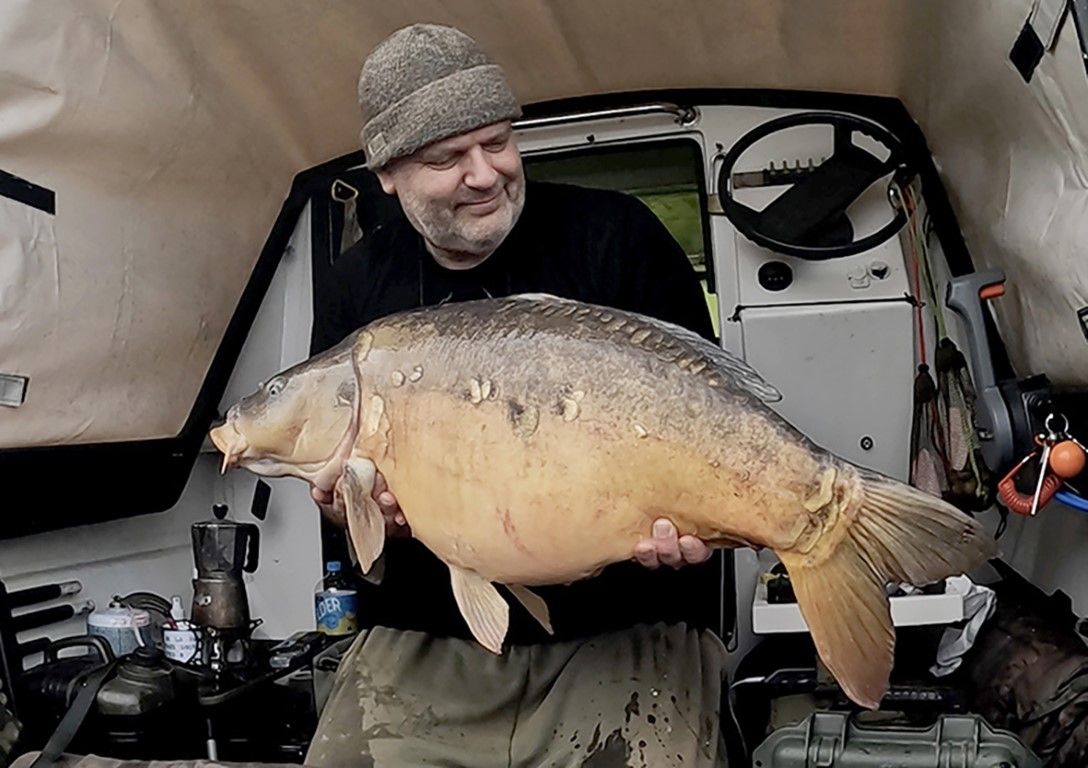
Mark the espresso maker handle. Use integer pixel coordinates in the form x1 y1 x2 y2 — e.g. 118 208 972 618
242 523 261 573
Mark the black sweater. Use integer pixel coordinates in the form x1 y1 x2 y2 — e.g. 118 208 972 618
311 180 726 644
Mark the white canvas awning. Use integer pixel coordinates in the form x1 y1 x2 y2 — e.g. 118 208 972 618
1 0 1086 450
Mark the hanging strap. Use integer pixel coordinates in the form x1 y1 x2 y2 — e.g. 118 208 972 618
1010 0 1072 81
1034 0 1072 49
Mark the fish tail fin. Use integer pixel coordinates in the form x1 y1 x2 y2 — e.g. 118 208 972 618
779 467 997 709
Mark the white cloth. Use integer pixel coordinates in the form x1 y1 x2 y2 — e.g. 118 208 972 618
930 575 997 677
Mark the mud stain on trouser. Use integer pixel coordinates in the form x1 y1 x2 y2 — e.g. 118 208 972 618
305 622 730 767
582 729 632 767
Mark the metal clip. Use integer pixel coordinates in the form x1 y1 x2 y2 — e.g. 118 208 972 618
1031 435 1056 516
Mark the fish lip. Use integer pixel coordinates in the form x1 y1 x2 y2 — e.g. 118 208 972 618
208 422 248 474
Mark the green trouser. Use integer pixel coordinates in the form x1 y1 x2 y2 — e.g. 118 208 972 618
306 622 729 768
9 758 288 768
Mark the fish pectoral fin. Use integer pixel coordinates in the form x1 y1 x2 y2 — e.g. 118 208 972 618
343 535 386 586
449 566 509 654
506 584 553 635
339 456 385 575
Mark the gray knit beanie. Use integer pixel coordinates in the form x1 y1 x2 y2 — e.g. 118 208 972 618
358 24 522 169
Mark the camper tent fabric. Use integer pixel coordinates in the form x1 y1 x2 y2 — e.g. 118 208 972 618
0 0 1085 449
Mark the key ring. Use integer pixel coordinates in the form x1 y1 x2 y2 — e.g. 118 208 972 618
1045 412 1069 441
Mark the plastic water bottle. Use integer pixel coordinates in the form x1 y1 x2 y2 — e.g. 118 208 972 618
314 561 358 635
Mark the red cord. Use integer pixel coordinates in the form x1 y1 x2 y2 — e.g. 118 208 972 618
903 186 928 366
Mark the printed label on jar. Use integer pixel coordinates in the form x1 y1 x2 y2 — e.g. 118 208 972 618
315 590 358 635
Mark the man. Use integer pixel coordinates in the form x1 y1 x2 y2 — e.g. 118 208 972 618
305 23 730 768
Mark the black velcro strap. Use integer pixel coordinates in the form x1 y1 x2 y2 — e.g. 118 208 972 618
0 170 55 215
27 660 119 768
1010 19 1046 82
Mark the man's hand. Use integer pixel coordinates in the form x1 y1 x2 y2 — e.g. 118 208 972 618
633 518 711 569
372 472 410 537
311 485 346 528
311 472 411 538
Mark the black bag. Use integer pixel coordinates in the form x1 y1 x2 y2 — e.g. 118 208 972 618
961 566 1088 767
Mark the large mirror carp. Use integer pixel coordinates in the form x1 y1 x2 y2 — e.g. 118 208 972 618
210 293 995 709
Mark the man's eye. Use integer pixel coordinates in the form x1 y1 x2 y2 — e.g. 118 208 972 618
425 156 457 170
484 140 507 152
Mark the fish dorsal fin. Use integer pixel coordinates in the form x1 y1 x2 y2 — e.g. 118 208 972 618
509 292 567 303
634 313 783 403
506 293 783 404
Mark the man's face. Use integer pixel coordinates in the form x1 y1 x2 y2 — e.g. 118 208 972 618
376 122 525 265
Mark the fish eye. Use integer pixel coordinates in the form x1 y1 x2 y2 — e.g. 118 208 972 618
266 377 286 397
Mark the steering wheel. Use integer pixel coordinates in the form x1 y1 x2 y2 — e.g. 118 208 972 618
716 111 913 260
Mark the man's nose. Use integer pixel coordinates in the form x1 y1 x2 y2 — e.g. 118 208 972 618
462 146 499 189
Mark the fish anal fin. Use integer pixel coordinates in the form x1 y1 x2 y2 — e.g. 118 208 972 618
339 455 385 575
506 584 553 635
450 566 509 654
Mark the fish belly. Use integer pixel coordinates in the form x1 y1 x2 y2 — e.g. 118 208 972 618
376 387 803 586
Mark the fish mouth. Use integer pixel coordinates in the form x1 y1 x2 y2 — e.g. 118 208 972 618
209 422 249 474
207 420 335 482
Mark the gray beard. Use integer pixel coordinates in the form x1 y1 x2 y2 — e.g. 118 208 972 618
399 181 526 263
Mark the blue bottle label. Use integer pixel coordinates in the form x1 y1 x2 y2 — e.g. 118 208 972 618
315 590 358 635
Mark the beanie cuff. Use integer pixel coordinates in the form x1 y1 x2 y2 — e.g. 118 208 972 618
361 64 522 169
